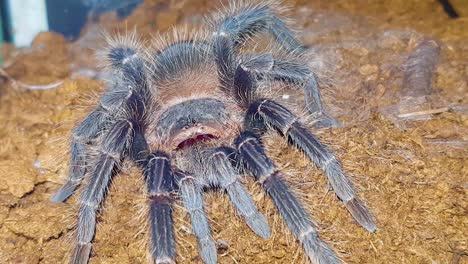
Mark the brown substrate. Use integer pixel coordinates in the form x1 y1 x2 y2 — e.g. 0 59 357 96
0 0 466 263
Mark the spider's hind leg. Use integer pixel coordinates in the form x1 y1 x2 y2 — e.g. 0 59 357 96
211 1 306 54
63 32 153 264
242 55 339 128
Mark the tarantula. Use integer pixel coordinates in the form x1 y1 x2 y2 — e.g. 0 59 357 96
51 1 376 263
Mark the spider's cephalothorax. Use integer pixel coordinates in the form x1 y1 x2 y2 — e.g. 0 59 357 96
51 1 376 263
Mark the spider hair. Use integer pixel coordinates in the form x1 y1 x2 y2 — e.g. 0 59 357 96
51 1 376 264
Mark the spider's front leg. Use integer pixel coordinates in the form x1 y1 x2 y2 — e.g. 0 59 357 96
213 36 339 262
175 170 217 264
50 107 111 202
206 147 270 238
72 119 134 264
51 35 150 203
245 99 376 232
127 106 179 264
140 151 178 264
233 131 341 264
172 146 272 264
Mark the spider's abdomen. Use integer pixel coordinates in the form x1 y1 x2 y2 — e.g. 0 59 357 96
149 39 222 105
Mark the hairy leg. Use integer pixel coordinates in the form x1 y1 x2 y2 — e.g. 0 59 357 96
211 1 306 54
176 171 217 264
212 34 258 107
52 34 150 203
72 119 134 264
144 152 177 264
50 108 110 203
246 99 376 232
211 32 337 128
206 147 270 238
66 33 152 264
242 54 339 127
234 131 341 264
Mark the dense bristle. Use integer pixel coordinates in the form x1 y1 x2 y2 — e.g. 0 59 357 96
302 236 342 264
149 27 212 83
50 180 79 203
54 1 380 264
107 46 138 68
345 198 377 232
208 0 304 54
99 30 143 69
71 243 92 264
